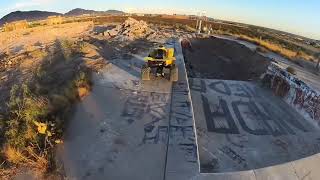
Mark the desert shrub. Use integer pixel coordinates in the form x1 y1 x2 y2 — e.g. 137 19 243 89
35 65 47 80
29 49 47 59
286 66 296 75
59 39 87 61
5 84 49 148
61 71 92 102
3 84 52 172
60 39 74 61
2 38 93 175
28 22 41 28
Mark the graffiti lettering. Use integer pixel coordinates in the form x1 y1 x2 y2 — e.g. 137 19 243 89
202 94 240 134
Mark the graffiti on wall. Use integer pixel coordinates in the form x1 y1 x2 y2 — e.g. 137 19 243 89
264 62 320 126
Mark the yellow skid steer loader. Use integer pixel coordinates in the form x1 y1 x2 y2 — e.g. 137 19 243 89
141 46 178 82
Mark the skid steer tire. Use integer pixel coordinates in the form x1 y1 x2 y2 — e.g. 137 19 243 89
170 66 178 82
141 65 151 81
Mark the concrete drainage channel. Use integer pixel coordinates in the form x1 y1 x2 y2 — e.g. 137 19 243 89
59 38 320 180
181 37 320 180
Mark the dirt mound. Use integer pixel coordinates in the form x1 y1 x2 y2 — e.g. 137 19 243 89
104 17 154 41
104 17 171 42
183 37 270 81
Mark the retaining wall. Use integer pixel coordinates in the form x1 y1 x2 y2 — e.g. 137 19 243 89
263 62 320 128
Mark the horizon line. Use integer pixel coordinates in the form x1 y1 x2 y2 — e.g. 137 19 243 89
1 8 319 41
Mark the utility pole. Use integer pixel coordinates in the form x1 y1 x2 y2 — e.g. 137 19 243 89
198 20 202 34
196 11 206 34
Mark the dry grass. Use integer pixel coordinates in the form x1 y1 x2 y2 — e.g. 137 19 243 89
237 35 315 61
77 87 90 100
4 146 48 171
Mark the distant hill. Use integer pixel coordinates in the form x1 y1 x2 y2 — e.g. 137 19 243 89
0 10 61 25
65 8 124 16
0 8 124 26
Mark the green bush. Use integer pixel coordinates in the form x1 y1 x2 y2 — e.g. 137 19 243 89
5 84 47 149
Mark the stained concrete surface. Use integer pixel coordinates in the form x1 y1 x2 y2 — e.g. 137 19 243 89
58 41 173 179
190 78 320 173
58 40 200 180
58 39 320 180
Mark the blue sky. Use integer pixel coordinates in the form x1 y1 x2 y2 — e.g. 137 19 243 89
0 0 319 40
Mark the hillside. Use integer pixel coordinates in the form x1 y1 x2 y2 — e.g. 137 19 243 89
0 8 124 25
0 10 61 25
65 8 124 16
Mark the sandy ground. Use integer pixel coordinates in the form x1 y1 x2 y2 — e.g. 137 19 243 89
0 22 93 54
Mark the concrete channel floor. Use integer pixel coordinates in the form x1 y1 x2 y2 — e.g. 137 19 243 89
58 39 320 180
190 78 320 173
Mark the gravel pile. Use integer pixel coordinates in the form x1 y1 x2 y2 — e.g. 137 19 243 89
104 17 173 42
104 18 154 41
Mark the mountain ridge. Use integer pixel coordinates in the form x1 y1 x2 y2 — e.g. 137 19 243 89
0 8 125 25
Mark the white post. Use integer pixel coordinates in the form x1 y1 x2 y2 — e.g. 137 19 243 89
198 20 202 34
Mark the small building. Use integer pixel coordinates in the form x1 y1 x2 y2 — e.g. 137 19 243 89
47 16 63 25
3 20 28 32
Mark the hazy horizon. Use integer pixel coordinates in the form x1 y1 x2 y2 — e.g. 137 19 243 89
0 0 319 40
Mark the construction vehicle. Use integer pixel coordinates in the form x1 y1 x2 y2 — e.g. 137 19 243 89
141 46 178 82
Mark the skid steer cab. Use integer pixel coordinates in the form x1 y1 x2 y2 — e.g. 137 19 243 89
141 46 178 82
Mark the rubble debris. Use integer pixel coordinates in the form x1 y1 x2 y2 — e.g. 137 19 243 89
103 17 153 41
104 17 172 42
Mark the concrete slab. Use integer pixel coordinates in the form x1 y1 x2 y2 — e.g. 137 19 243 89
190 78 320 173
254 163 298 180
60 85 171 180
291 154 320 180
198 171 256 180
59 42 174 179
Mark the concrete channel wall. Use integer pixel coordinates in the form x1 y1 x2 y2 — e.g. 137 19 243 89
264 62 320 128
164 39 199 180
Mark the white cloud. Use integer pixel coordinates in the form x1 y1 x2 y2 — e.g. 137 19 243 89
9 0 54 11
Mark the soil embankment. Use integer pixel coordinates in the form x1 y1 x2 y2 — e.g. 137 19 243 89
183 37 270 81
